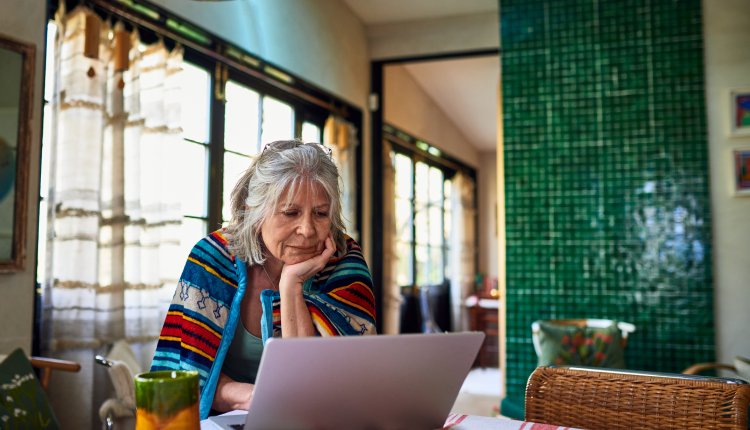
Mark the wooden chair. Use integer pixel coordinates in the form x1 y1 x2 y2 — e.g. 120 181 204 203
0 352 81 392
29 356 82 392
525 365 750 430
0 350 81 428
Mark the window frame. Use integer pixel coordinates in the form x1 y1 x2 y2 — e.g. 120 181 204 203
391 145 456 289
44 0 363 240
383 124 478 293
35 0 365 353
390 143 454 289
175 23 358 235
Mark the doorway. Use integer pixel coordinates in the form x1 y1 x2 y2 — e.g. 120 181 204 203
369 50 500 346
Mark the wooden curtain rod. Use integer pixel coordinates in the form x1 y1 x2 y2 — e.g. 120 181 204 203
83 0 350 118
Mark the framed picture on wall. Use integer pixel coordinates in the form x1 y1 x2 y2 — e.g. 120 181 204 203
734 148 750 196
730 88 750 136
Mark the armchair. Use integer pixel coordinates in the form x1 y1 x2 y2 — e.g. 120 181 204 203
683 356 750 382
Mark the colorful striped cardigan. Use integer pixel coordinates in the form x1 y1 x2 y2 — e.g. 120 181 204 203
151 230 376 419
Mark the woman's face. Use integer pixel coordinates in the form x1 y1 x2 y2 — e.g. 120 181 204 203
261 181 332 265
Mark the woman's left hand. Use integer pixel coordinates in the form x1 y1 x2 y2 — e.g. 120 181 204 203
279 235 336 291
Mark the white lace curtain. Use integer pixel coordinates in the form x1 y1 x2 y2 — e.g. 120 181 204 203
381 141 400 334
324 115 358 240
450 172 477 332
41 6 184 354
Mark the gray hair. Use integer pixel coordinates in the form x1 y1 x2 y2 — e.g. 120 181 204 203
226 140 347 265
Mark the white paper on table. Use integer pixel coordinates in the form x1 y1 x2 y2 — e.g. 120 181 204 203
200 410 247 430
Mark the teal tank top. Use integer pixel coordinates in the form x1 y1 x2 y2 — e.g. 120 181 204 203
222 320 264 384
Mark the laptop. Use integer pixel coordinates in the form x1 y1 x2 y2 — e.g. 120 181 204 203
207 331 485 430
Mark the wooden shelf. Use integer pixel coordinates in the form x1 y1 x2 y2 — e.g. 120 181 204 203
466 296 499 368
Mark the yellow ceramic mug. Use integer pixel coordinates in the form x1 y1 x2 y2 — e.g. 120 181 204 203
134 370 200 430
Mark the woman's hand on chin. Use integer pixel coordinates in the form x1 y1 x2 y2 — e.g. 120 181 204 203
279 235 336 292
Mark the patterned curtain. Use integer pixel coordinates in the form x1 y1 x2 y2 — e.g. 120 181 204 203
324 115 358 240
381 141 401 334
450 172 477 332
39 7 184 427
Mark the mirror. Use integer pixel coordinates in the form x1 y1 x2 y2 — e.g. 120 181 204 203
0 33 34 272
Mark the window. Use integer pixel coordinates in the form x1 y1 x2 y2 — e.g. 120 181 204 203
38 0 362 283
385 123 477 294
260 96 294 144
176 62 211 256
222 79 261 222
34 0 364 366
36 21 58 284
393 152 452 287
301 122 321 143
220 82 316 224
394 153 413 286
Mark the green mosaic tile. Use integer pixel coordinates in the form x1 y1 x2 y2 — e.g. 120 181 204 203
500 0 713 402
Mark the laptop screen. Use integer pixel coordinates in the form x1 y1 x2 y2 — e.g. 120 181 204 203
208 332 484 430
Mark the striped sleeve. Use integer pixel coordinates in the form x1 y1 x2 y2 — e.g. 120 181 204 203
312 236 377 335
151 231 239 390
261 236 377 338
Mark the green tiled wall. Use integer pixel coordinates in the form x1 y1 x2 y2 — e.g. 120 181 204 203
501 0 713 402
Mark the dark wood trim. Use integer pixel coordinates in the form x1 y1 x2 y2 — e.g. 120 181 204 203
207 64 226 232
374 48 499 65
370 61 384 333
355 122 363 248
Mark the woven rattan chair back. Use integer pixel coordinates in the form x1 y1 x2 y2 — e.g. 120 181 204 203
525 366 750 430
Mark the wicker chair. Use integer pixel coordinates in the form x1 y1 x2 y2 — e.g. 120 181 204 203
525 366 750 430
683 356 750 382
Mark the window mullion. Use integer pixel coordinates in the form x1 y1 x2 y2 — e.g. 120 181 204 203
411 158 417 288
207 61 226 232
441 179 446 281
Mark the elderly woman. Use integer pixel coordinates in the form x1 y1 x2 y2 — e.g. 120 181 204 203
151 140 376 419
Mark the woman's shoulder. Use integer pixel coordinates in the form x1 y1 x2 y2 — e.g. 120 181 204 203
331 234 369 270
189 229 237 263
318 234 373 293
342 234 360 249
340 234 363 256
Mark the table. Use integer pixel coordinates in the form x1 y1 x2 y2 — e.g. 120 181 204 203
201 412 584 429
444 413 583 429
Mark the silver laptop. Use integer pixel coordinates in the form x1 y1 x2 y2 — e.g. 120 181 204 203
207 331 484 430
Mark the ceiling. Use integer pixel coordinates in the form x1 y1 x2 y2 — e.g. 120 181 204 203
343 0 500 152
401 57 499 151
342 0 498 25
